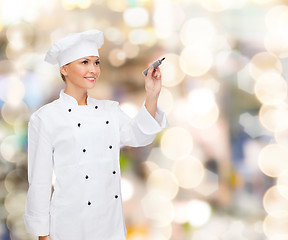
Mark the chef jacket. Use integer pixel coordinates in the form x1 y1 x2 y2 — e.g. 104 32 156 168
23 89 168 240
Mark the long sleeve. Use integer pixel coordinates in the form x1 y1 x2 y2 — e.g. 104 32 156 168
23 113 54 236
118 102 168 148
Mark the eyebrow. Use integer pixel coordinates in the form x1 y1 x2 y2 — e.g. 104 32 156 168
82 57 100 61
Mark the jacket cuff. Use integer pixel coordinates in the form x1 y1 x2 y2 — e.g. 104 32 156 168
135 103 169 135
23 214 50 236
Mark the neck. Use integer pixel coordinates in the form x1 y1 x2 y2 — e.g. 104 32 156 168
64 86 88 105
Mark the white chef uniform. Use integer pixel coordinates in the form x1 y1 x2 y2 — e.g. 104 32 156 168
23 88 168 239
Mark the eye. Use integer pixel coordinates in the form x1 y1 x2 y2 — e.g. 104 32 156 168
95 61 100 65
81 60 88 64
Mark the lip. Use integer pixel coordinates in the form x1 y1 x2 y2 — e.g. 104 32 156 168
84 77 96 82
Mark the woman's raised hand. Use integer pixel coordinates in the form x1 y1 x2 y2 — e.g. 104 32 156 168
144 65 162 98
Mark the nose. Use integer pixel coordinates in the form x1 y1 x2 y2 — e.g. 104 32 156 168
88 63 98 74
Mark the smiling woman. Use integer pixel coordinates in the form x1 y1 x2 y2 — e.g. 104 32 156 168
23 29 168 240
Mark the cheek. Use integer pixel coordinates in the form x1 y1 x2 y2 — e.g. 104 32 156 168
71 65 86 76
97 67 101 76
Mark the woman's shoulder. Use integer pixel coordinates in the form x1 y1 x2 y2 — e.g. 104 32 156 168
29 100 57 122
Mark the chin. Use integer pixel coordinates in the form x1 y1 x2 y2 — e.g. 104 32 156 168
86 84 96 89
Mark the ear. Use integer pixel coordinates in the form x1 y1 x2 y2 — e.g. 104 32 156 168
60 65 69 77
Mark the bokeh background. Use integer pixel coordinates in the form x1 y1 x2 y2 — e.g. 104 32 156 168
1 0 288 239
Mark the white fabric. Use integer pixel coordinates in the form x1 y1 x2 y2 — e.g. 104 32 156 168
23 89 168 240
44 29 104 67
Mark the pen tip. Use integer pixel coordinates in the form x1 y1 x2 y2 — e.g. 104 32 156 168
161 57 165 61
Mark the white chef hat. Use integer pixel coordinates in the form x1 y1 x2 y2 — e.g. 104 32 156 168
44 29 104 67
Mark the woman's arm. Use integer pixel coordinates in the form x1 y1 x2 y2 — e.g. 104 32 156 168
23 113 54 236
144 65 162 119
117 64 168 148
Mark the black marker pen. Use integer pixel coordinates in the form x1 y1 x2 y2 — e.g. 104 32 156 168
143 57 165 76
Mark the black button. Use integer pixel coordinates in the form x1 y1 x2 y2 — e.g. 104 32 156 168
68 109 71 112
88 201 91 205
115 195 118 199
85 175 89 179
106 121 109 124
113 171 116 174
83 149 86 152
109 145 112 149
78 123 81 127
95 106 98 109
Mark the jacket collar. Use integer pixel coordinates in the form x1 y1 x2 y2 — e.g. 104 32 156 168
59 89 93 106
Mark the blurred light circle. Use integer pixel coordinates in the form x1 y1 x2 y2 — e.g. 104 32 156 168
188 88 215 115
258 144 288 178
187 200 212 227
161 53 186 87
158 87 174 116
277 170 288 200
61 0 75 10
0 0 40 25
106 0 128 12
200 0 226 12
104 27 125 44
160 127 193 161
147 169 179 200
128 29 149 45
122 42 139 59
264 32 288 58
263 215 288 239
180 46 213 76
275 129 288 148
4 169 26 193
119 102 138 118
121 177 134 201
174 202 188 224
143 28 158 47
254 0 277 4
141 193 174 227
188 103 219 129
2 101 28 125
249 52 282 80
254 72 287 105
108 48 126 67
192 230 219 240
263 186 288 218
158 224 172 240
172 156 205 189
180 17 216 47
77 0 92 9
4 191 26 213
259 104 288 132
265 5 288 33
123 7 149 27
201 0 247 11
61 0 92 9
0 135 19 163
264 5 288 58
186 89 219 129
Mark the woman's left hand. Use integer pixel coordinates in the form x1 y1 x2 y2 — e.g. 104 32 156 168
144 65 162 98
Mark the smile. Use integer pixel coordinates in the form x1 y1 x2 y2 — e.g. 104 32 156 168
85 77 96 82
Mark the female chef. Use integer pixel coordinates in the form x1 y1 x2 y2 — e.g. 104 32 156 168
23 29 168 240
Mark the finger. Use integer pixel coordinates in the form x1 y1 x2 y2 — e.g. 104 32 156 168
153 68 161 79
147 65 154 78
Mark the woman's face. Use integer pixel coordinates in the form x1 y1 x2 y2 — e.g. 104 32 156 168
60 56 101 90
